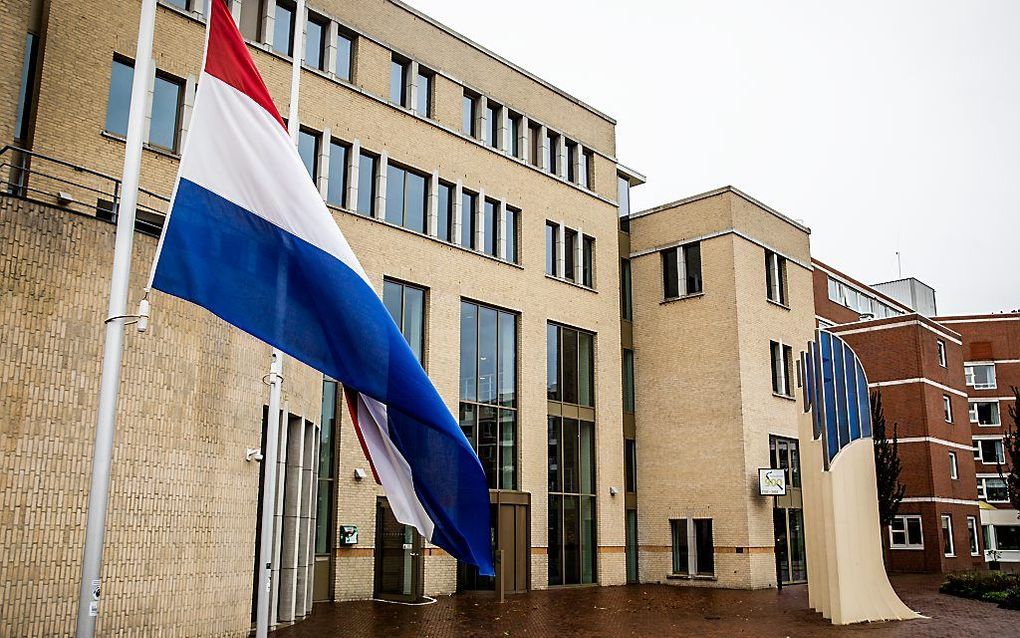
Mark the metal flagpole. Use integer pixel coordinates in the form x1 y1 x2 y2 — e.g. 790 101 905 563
255 0 305 634
75 0 158 635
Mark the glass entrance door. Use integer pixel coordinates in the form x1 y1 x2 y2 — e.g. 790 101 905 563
773 507 807 585
374 498 424 602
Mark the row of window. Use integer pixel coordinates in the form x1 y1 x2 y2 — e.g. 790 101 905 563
936 394 1005 428
889 514 981 558
544 222 595 288
296 128 521 264
463 92 597 190
826 275 904 319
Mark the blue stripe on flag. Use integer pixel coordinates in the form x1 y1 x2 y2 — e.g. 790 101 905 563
153 179 494 575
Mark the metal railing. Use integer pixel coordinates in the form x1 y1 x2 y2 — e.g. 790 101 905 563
0 144 170 237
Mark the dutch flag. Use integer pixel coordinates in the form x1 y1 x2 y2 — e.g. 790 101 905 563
151 0 494 576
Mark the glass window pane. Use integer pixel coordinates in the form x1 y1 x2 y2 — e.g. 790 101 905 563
357 153 375 215
382 280 402 329
478 306 498 403
385 164 404 225
548 495 562 585
319 380 338 477
545 131 557 173
547 323 560 401
239 0 264 40
502 207 517 263
15 33 38 142
578 332 594 407
402 285 425 364
562 328 579 405
685 243 703 294
437 182 453 242
548 416 561 492
579 420 594 494
497 311 516 407
483 199 497 256
462 94 474 135
297 130 317 180
564 230 577 281
621 259 633 320
405 171 426 233
500 410 515 490
478 406 498 489
459 302 477 400
105 59 133 137
485 103 498 146
150 75 181 150
390 59 406 105
460 192 476 248
509 115 520 156
326 141 347 206
582 236 594 287
416 72 430 116
336 33 353 81
624 438 636 492
563 495 580 584
672 519 688 574
305 17 324 69
662 248 679 298
459 403 477 451
623 349 635 413
562 418 579 494
545 223 558 276
273 2 295 55
695 519 714 575
580 495 596 583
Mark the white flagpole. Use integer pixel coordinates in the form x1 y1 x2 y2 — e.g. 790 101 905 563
75 0 157 635
255 0 305 635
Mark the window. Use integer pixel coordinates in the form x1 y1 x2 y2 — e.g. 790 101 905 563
967 517 980 556
507 112 522 157
502 206 519 264
995 525 1020 551
436 181 454 242
976 439 1006 465
325 139 348 207
238 0 265 41
617 174 631 220
383 279 426 364
548 416 597 585
315 379 339 556
936 340 947 368
949 452 958 480
979 477 1009 503
356 151 376 216
305 12 328 70
545 130 559 174
104 57 134 137
462 92 477 137
297 129 319 181
943 395 953 423
565 141 577 182
581 150 594 189
965 364 997 390
620 259 633 321
661 243 703 299
149 72 184 151
415 69 432 117
272 0 296 56
564 228 577 282
624 438 637 493
622 348 635 413
765 250 787 305
482 198 498 256
529 122 541 166
484 101 500 148
460 301 517 490
547 323 595 408
14 33 38 143
970 401 1001 426
771 341 794 397
460 189 477 249
390 56 409 107
335 30 354 81
770 436 802 488
671 518 714 576
582 235 595 288
385 163 427 233
826 276 904 318
545 222 559 276
942 515 955 557
889 515 923 549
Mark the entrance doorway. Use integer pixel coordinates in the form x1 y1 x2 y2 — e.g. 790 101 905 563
773 507 807 584
374 498 424 602
458 493 530 594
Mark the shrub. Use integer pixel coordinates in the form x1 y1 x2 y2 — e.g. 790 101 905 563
940 571 1020 600
981 590 1008 604
1002 586 1020 611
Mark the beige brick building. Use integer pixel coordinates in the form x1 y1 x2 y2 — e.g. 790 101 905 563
2 0 824 636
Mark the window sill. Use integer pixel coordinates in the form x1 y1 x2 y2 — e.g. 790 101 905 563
772 392 796 401
889 546 925 551
944 554 957 559
157 0 204 23
101 130 181 160
544 273 597 293
767 299 791 311
666 573 717 581
976 424 1002 428
325 202 524 270
661 292 705 305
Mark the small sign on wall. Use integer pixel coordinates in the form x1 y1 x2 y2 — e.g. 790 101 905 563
759 468 787 496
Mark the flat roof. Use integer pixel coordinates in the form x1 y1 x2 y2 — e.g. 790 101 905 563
629 185 811 234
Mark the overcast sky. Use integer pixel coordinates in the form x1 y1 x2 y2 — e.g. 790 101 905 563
410 0 1019 315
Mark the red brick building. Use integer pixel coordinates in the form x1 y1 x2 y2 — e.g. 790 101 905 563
813 260 985 573
934 313 1020 568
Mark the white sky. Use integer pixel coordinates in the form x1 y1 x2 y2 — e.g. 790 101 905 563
409 0 1020 315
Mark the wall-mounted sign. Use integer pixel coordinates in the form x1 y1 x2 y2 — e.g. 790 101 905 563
338 524 359 545
759 468 787 496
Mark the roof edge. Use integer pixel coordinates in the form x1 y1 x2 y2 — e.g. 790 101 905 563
630 185 811 234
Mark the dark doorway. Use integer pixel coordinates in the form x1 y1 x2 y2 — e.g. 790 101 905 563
374 497 424 602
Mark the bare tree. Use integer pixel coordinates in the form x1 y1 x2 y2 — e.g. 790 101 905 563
872 390 906 528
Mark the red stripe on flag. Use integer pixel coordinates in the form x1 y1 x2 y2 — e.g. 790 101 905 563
205 0 286 129
344 388 382 485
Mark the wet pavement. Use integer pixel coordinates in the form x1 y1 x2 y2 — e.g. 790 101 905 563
275 574 1015 637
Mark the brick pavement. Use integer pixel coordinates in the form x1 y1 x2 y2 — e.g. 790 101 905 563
275 575 1015 637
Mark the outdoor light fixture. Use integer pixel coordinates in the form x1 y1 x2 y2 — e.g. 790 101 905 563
609 486 619 496
353 468 367 481
244 448 263 463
